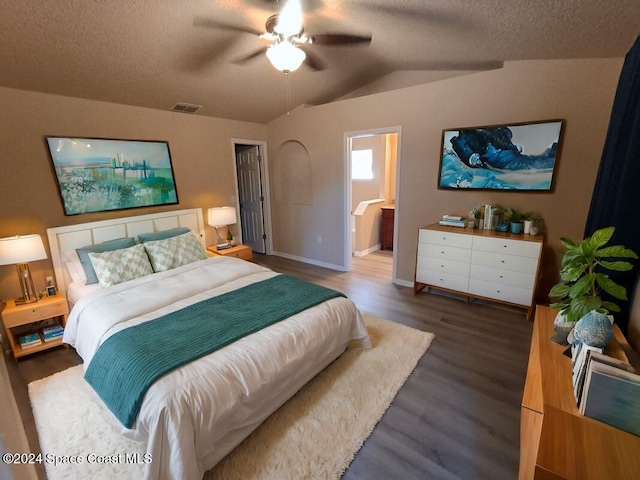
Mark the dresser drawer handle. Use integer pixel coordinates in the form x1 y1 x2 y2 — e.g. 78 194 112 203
496 290 501 293
503 245 507 248
499 275 504 278
501 260 505 263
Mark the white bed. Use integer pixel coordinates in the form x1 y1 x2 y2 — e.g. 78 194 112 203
47 208 371 480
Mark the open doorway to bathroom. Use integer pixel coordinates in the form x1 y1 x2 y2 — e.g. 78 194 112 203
344 127 401 282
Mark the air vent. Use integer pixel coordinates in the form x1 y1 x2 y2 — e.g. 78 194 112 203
171 102 202 114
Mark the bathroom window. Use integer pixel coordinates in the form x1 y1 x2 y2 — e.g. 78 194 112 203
351 149 373 180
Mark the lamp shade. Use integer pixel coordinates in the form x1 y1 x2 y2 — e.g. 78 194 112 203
266 41 306 72
0 235 47 266
208 207 237 227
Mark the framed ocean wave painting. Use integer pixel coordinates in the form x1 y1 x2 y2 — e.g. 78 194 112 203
45 137 179 215
437 120 564 191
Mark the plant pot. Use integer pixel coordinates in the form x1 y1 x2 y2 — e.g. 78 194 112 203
523 220 533 234
510 222 523 234
551 309 574 345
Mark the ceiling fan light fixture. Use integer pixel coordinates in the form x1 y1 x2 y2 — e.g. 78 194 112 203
266 41 306 73
276 0 303 36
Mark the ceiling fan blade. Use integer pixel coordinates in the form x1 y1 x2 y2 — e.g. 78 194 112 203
355 3 469 29
310 34 372 46
183 37 240 71
232 47 269 65
302 49 326 71
193 17 264 37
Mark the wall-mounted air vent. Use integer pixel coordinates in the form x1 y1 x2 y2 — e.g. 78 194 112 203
171 102 202 114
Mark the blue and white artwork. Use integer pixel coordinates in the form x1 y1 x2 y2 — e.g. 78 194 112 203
46 137 179 215
438 120 563 190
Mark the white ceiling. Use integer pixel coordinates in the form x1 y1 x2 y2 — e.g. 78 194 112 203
1 1 639 124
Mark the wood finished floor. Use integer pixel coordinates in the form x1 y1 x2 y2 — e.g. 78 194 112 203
7 250 532 480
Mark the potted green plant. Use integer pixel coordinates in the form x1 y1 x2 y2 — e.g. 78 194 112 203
522 213 544 235
504 208 525 234
549 226 638 324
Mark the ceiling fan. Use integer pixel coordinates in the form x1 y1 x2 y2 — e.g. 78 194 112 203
195 0 371 73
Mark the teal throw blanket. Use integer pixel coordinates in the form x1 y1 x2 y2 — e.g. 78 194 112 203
84 274 345 428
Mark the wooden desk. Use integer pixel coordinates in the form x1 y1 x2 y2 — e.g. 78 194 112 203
520 305 640 479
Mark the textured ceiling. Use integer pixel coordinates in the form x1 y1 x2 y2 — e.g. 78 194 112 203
1 0 639 123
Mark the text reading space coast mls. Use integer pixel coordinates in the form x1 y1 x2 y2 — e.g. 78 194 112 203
3 452 152 466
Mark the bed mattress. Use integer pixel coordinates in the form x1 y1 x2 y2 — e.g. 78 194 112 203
63 256 370 479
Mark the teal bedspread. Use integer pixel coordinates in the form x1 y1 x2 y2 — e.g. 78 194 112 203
84 274 345 428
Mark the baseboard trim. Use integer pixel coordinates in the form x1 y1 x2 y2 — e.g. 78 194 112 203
354 244 382 257
271 251 347 272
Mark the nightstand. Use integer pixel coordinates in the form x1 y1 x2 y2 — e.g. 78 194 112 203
207 244 253 262
1 295 69 359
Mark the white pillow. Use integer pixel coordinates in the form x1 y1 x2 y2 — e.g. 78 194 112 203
63 250 86 283
87 244 154 288
143 231 207 272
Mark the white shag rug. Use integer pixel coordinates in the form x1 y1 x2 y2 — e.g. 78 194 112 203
29 314 434 480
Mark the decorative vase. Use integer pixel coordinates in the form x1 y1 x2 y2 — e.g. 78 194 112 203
572 310 614 348
551 309 574 345
496 221 509 232
510 222 523 234
523 220 533 234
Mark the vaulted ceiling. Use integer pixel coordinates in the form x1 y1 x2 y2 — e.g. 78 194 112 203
1 1 639 123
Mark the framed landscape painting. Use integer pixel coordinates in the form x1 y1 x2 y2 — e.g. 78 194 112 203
46 137 179 215
437 120 564 191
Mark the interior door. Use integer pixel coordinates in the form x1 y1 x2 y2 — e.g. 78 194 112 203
236 145 266 254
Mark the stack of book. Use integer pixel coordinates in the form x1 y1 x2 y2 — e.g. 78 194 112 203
482 204 496 230
41 324 64 343
18 332 42 349
438 215 466 228
572 346 640 436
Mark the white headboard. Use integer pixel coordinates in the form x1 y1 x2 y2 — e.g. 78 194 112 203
47 208 206 298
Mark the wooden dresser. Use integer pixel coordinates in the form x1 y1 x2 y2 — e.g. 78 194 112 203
520 305 640 479
380 206 395 250
414 224 543 318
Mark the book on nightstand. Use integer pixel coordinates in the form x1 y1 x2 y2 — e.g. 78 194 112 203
19 332 42 349
42 324 64 342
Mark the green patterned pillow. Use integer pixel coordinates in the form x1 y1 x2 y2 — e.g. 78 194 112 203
143 231 207 272
88 244 154 288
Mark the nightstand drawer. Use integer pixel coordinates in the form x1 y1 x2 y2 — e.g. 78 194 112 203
207 244 253 262
2 296 68 328
227 248 253 261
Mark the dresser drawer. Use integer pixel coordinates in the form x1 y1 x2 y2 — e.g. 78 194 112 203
418 243 472 263
417 256 471 277
471 250 538 274
469 264 535 290
468 278 533 306
416 269 469 293
472 236 541 258
419 229 472 249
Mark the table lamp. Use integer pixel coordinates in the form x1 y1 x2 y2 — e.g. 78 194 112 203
207 207 237 250
0 234 48 304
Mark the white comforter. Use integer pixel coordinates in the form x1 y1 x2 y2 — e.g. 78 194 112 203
63 256 370 480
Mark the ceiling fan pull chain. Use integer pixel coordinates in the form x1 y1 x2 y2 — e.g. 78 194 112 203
285 72 292 115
